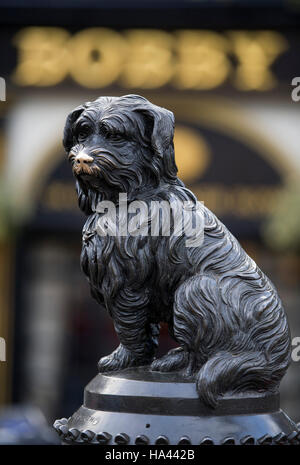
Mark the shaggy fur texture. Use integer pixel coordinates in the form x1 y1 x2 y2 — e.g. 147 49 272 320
64 94 291 408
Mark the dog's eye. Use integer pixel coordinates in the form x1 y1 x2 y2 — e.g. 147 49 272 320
77 125 91 140
109 132 123 141
101 125 123 142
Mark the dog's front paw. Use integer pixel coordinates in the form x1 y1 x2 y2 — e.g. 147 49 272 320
98 344 140 372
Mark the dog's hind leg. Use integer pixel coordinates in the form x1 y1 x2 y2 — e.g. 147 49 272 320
152 273 290 409
151 274 215 374
151 346 191 373
151 273 235 377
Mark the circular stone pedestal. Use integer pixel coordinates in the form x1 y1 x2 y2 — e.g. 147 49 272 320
54 368 299 445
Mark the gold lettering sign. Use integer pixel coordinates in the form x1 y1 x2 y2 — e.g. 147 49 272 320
68 28 127 88
12 27 288 90
174 30 230 89
43 182 77 211
228 31 288 91
121 29 174 88
42 181 281 219
192 184 281 218
13 27 71 86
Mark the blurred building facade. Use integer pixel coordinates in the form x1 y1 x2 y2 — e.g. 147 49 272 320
0 1 299 424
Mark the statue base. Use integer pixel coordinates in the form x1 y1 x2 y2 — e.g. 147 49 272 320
54 368 299 445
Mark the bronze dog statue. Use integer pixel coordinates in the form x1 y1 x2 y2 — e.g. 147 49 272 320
64 94 291 408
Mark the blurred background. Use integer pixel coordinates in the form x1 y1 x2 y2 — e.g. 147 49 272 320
0 0 299 443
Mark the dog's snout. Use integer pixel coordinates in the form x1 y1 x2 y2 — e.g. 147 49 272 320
75 153 94 167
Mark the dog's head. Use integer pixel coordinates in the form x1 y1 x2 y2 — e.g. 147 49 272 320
63 94 178 214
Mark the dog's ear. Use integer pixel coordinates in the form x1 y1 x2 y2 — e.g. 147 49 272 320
135 102 178 181
147 105 175 159
63 104 86 152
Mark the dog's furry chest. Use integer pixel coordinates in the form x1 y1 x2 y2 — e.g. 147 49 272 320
79 210 183 318
80 213 119 290
80 212 158 306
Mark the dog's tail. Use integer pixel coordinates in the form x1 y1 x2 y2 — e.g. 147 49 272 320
196 350 282 408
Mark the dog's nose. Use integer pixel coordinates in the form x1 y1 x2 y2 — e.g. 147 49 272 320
75 152 94 167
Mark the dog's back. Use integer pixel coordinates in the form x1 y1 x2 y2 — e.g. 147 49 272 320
164 195 291 406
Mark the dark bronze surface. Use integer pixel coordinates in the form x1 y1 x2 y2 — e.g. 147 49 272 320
84 370 280 416
54 95 296 445
63 94 291 407
54 369 299 445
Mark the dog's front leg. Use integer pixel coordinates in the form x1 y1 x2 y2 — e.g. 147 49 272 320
98 292 159 372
